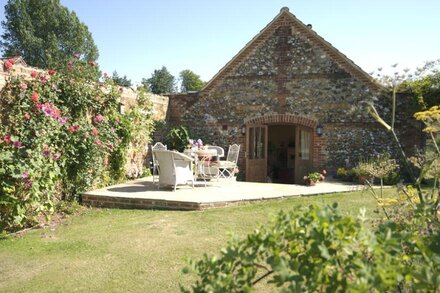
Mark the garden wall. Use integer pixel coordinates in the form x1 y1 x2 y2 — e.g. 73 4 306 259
1 58 169 177
0 59 169 120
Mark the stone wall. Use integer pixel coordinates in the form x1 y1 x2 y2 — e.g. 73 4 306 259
166 21 422 180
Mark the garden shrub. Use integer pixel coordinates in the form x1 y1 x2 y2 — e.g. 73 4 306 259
335 167 356 182
353 154 399 186
183 203 439 292
383 171 400 185
0 57 154 232
166 125 191 152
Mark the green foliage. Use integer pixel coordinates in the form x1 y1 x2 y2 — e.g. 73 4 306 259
142 66 175 94
0 56 154 232
183 203 439 292
166 126 191 152
303 170 325 184
1 0 99 69
117 87 155 178
111 70 132 87
403 60 440 109
353 154 399 186
335 167 357 182
383 171 400 185
179 69 205 92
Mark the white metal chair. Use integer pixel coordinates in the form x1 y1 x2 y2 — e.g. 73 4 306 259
153 150 194 191
151 142 167 184
217 144 240 179
206 146 225 158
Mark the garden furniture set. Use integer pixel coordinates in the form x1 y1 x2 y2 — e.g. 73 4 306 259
152 143 240 191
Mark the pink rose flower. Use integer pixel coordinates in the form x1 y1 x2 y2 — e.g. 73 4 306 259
31 71 38 78
48 69 55 75
24 113 31 120
22 171 29 179
2 134 12 144
58 117 68 125
13 141 23 148
68 125 80 133
94 114 104 123
42 149 50 157
31 92 39 103
3 60 13 70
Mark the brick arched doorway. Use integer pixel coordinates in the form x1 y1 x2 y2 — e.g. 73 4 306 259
244 114 321 183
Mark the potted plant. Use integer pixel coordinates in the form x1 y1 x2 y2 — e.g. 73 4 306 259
304 170 326 186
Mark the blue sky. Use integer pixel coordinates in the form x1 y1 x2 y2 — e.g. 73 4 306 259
1 0 439 86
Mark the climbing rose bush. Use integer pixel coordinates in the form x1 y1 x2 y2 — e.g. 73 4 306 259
0 57 152 232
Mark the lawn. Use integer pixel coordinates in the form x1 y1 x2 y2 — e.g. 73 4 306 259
0 188 392 292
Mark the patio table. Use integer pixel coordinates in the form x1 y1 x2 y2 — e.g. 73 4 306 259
184 149 219 180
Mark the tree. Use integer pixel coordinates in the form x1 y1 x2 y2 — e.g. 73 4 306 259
406 62 440 109
179 69 205 92
112 71 132 87
140 78 150 92
1 0 99 69
144 66 175 94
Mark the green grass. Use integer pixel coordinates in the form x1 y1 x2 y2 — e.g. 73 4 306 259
0 188 393 292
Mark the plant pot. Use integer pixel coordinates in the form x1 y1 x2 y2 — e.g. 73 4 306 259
308 180 317 186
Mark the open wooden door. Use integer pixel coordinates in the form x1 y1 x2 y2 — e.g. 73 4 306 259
294 126 313 183
246 125 268 182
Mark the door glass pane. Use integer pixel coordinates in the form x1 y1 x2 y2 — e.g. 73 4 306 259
256 127 265 159
299 130 310 160
249 127 255 159
249 127 266 159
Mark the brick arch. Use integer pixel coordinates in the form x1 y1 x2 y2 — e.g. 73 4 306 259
245 114 317 128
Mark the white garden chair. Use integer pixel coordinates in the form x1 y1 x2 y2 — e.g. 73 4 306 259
151 142 167 184
153 150 194 191
217 144 240 179
206 145 225 158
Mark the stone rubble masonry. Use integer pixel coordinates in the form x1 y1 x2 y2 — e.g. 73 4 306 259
165 8 422 179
